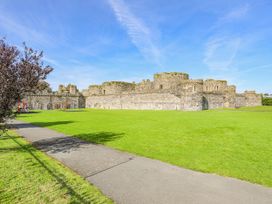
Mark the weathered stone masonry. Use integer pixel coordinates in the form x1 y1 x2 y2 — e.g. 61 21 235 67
24 72 262 111
84 72 262 111
23 84 85 110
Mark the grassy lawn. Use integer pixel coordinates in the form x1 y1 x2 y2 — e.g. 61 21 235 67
0 131 112 204
17 106 272 187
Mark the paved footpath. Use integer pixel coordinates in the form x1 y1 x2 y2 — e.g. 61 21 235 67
11 120 272 204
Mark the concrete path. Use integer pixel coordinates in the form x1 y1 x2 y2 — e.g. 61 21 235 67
10 120 272 204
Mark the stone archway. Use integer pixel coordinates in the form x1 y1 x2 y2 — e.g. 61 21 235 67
202 96 209 110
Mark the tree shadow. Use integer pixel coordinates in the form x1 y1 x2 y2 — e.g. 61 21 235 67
9 121 74 129
1 134 103 203
61 109 86 112
74 132 124 145
31 132 124 154
32 136 89 154
0 135 21 141
19 111 40 114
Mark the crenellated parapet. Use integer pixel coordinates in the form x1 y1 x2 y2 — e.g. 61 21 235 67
58 84 80 95
135 79 154 93
227 85 236 94
88 81 136 95
203 79 228 92
153 72 189 90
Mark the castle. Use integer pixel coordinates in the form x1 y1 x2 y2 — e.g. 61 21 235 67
22 84 85 110
23 72 262 111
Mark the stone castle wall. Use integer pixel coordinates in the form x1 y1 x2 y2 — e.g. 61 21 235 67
85 72 262 111
86 93 181 110
22 84 85 110
22 72 262 111
243 91 262 106
25 94 85 110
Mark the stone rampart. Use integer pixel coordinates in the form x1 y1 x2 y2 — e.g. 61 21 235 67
22 84 85 110
23 72 262 111
85 72 262 111
86 93 181 110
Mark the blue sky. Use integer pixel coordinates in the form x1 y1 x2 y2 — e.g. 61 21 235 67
0 0 271 93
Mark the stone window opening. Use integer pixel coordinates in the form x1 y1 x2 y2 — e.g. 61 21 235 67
216 86 219 91
103 90 106 95
159 84 163 90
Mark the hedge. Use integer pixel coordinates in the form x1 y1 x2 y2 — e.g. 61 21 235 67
262 97 272 106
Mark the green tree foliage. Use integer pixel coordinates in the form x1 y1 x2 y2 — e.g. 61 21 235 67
262 97 272 106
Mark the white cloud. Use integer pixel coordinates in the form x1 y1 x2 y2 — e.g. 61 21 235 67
108 0 162 67
239 63 272 74
43 56 61 66
203 3 252 72
220 4 250 23
0 14 52 46
203 36 241 71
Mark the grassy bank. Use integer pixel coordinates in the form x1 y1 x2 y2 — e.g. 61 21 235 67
0 131 112 204
17 107 272 187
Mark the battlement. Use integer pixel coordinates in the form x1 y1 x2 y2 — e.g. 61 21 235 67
85 72 258 97
153 72 190 90
227 85 236 94
154 72 189 80
203 79 228 92
102 81 134 86
58 84 79 95
88 81 136 95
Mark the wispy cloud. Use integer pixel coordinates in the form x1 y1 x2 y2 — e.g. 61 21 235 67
203 36 241 71
239 63 272 74
43 56 61 67
220 3 250 23
0 13 52 46
203 4 251 72
108 0 162 67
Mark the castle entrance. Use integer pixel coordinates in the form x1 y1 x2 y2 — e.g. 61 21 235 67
202 96 209 110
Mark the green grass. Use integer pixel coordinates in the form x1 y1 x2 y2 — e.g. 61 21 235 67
0 131 112 204
17 107 272 187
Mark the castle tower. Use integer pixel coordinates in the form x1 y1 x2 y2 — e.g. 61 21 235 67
153 72 189 90
68 85 77 95
58 85 64 93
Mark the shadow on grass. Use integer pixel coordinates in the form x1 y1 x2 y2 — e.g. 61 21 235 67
0 135 21 141
1 134 100 203
61 109 86 112
30 132 124 154
9 121 74 129
32 136 89 154
19 111 40 114
74 132 124 144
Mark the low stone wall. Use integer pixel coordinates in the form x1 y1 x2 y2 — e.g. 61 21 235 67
86 93 182 110
245 93 262 107
86 91 262 111
24 94 85 110
235 93 262 108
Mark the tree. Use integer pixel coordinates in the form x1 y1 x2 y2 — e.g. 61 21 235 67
0 39 53 133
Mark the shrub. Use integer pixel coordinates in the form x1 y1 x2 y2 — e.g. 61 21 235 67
262 97 272 106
